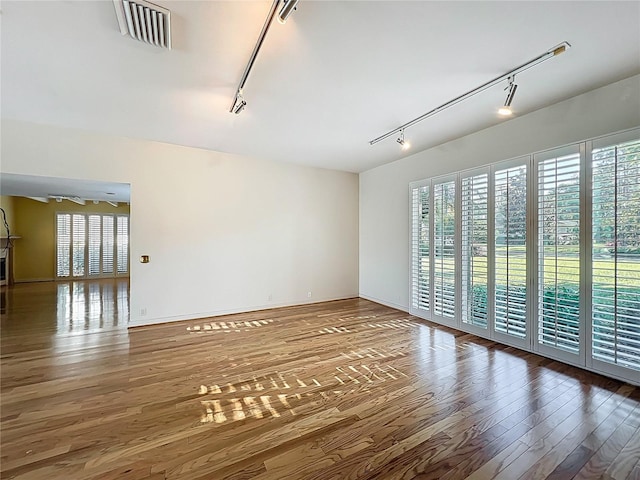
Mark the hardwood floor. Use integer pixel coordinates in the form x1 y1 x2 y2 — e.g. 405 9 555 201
1 279 639 479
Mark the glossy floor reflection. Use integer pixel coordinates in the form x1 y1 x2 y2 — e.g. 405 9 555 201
1 278 129 336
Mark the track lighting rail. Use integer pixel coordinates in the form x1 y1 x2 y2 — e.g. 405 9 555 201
369 41 571 146
229 0 280 113
229 0 299 114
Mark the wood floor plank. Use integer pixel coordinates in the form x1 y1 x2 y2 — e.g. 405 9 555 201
1 279 639 480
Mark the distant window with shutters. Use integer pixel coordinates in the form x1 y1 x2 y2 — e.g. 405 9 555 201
102 216 115 274
117 216 129 274
56 212 129 279
56 214 72 277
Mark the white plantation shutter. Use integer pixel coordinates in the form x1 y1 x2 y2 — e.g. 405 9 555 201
55 213 128 279
56 213 71 277
537 150 581 354
72 214 86 277
494 164 527 339
433 180 456 318
592 137 640 371
408 129 639 384
411 184 430 312
117 216 129 274
461 173 489 329
102 216 115 274
88 215 101 275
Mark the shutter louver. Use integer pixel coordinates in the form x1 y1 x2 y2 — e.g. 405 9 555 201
592 139 640 371
462 173 489 328
495 164 527 338
538 152 581 353
433 181 456 318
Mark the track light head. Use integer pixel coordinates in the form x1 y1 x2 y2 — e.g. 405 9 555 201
278 0 299 24
233 99 246 114
499 77 518 116
397 130 411 150
232 93 246 114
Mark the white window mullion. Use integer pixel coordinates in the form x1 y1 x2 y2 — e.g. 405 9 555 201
529 154 538 352
455 173 462 328
582 141 592 368
429 181 435 319
487 168 496 340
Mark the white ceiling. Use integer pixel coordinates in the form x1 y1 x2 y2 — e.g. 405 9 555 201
0 173 131 203
2 0 640 175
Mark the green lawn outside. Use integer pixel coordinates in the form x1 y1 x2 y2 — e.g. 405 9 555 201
421 253 640 287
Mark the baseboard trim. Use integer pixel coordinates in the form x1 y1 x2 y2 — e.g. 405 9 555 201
15 278 55 283
129 295 360 328
358 294 409 313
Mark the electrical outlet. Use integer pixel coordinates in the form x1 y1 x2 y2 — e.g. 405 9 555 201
307 291 312 298
268 294 273 301
140 308 147 316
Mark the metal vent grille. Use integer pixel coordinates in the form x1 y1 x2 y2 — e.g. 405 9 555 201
113 0 171 49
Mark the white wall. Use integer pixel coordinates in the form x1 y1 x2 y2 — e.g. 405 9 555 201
1 121 359 324
360 74 640 311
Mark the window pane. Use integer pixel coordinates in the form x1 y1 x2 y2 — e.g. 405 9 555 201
72 214 86 277
433 180 456 318
411 185 430 311
495 164 527 338
88 215 101 275
462 173 488 328
592 138 640 371
56 213 71 277
102 216 114 274
538 152 581 353
117 216 129 274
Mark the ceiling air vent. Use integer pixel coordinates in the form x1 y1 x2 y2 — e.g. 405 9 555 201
113 0 171 49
